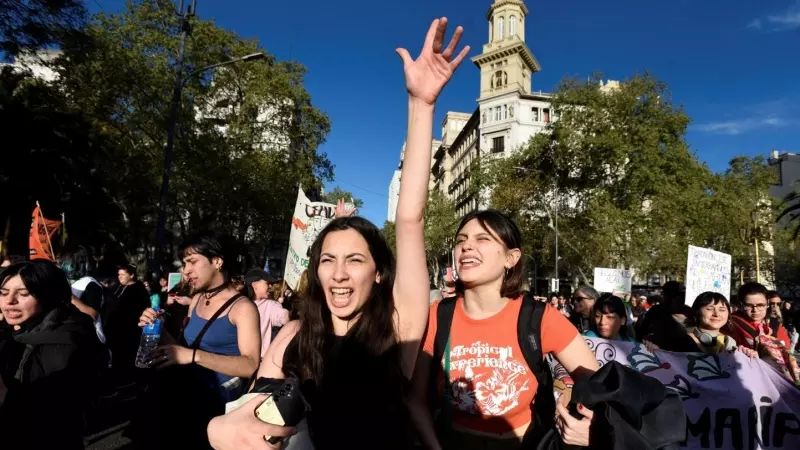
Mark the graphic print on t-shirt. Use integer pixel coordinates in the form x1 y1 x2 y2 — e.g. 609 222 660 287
448 340 531 417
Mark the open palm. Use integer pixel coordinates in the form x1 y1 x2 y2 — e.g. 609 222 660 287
397 18 470 106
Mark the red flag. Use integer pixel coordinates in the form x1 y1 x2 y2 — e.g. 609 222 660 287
29 204 61 261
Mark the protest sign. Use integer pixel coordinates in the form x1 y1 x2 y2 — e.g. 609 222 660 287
686 246 732 306
167 272 182 291
284 187 337 290
593 267 633 294
549 338 800 449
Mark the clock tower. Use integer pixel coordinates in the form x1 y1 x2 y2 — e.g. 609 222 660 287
471 0 541 100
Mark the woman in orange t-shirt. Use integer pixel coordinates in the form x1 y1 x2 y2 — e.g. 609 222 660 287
409 210 600 450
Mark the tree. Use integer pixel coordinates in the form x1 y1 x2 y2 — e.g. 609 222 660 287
0 0 87 56
321 186 363 209
477 73 715 283
708 155 778 285
2 1 332 270
383 190 458 285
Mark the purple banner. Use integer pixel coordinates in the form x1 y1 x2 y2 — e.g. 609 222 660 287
548 338 800 449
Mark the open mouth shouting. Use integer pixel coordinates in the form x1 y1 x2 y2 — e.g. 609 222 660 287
459 256 482 271
330 287 354 308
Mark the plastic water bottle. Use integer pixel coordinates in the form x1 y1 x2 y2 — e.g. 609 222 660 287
135 311 162 368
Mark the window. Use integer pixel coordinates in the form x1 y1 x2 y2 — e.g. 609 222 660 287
492 137 505 153
503 105 508 120
492 71 507 89
510 16 516 35
498 17 504 39
532 107 539 122
543 108 551 123
494 106 501 121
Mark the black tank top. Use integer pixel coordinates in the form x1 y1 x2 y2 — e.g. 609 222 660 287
283 334 414 449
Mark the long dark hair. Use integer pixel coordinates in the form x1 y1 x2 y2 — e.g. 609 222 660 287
289 217 397 383
454 210 525 299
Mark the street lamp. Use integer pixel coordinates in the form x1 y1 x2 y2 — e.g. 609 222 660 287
152 46 268 270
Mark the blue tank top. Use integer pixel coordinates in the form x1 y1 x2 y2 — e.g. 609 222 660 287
183 299 242 394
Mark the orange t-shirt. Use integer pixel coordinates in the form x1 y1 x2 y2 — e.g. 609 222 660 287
422 297 578 434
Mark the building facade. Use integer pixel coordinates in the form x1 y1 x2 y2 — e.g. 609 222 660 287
390 0 558 218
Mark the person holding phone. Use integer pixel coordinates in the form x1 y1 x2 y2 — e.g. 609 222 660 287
207 17 470 450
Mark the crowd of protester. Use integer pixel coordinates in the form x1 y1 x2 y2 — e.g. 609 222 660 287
2 16 799 450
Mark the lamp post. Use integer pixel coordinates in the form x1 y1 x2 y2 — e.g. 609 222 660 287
153 0 266 270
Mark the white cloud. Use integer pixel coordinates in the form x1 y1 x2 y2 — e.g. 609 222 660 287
694 116 795 135
748 2 800 31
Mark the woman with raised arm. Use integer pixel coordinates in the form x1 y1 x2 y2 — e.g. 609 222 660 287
207 18 470 450
409 210 601 450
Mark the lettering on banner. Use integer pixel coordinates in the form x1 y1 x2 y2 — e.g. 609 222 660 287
550 338 800 450
304 204 335 220
682 397 800 449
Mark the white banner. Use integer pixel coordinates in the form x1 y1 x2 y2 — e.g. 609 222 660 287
685 245 732 306
593 267 633 294
283 187 337 290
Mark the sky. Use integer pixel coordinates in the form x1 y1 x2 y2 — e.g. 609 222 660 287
91 0 800 226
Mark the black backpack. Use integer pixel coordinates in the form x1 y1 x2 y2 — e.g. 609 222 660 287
429 292 556 448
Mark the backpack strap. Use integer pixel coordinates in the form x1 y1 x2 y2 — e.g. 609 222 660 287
429 297 457 412
518 292 556 448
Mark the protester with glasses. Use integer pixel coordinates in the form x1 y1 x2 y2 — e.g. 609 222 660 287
728 282 791 349
569 286 598 334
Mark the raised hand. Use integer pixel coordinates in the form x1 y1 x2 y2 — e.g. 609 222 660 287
334 199 356 218
396 17 470 106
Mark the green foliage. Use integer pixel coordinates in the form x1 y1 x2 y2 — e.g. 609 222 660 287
0 0 87 56
478 73 777 284
321 186 363 208
382 190 457 284
1 1 332 268
424 190 459 282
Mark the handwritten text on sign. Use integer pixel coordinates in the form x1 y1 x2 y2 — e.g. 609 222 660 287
548 338 800 450
593 267 633 294
283 187 337 290
685 246 732 306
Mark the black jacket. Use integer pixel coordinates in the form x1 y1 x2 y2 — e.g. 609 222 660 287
538 361 686 450
0 305 106 450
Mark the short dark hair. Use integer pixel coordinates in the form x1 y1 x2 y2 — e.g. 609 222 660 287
591 293 634 340
737 282 768 305
454 210 525 299
178 232 241 284
690 292 731 328
60 245 96 280
0 259 72 311
766 290 780 301
117 263 137 278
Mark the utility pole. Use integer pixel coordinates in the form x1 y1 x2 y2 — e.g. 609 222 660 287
155 0 196 271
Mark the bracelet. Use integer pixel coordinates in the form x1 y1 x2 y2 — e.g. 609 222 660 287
192 348 198 364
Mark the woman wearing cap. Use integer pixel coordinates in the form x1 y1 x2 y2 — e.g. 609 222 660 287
244 268 290 356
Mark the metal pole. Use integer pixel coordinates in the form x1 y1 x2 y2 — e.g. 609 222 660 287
554 181 559 289
754 236 761 284
155 1 194 271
